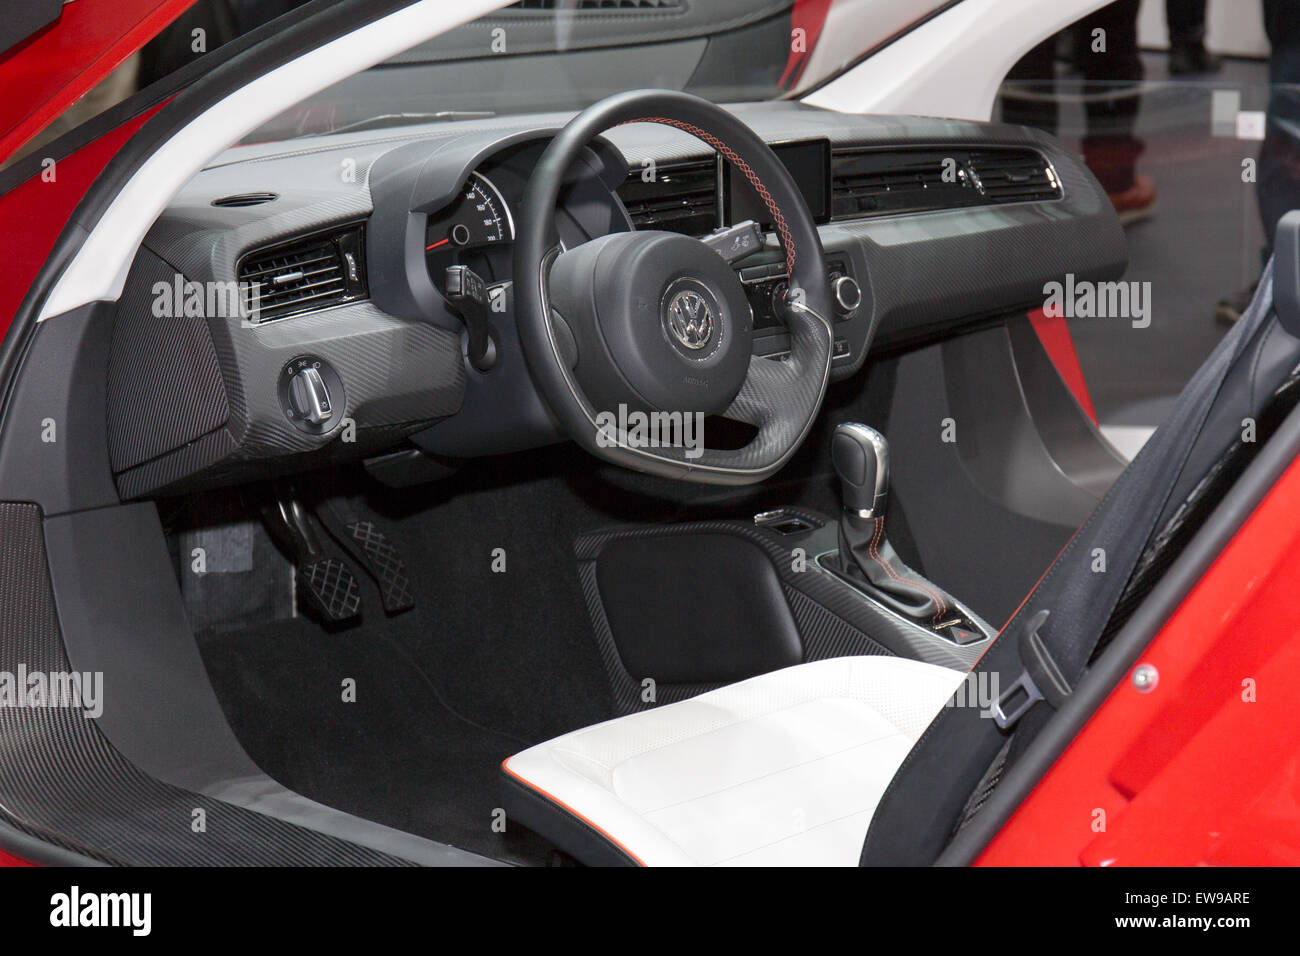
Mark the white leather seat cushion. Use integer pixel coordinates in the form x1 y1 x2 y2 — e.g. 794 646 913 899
503 656 965 866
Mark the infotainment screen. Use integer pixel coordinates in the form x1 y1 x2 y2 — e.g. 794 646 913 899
720 138 831 228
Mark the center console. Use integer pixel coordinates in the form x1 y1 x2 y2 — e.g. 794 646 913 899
725 243 872 373
574 423 993 716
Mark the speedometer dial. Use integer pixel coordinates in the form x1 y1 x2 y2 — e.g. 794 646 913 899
425 172 514 255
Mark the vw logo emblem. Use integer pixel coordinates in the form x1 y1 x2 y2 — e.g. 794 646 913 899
665 287 715 351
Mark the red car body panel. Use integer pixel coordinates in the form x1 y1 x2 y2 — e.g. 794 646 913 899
780 0 834 89
1027 306 1098 423
0 0 192 165
0 0 190 341
0 104 164 344
978 451 1300 865
0 848 35 867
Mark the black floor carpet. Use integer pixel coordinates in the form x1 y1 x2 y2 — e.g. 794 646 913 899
189 440 828 865
196 614 558 864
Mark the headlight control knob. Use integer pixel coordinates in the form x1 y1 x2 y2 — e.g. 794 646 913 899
278 355 345 434
290 366 332 425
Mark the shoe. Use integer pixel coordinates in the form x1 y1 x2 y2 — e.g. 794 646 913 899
1108 173 1156 226
1169 43 1222 76
1215 282 1258 324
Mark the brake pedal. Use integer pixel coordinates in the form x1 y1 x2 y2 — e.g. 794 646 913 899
261 491 362 624
317 502 415 615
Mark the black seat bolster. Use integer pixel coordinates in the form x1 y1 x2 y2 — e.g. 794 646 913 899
500 768 641 867
1101 319 1300 647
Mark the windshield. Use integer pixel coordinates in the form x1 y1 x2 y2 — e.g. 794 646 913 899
246 0 954 142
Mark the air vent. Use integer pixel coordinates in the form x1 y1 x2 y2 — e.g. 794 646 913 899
831 146 1061 221
236 225 367 323
618 161 718 235
967 149 1062 204
508 0 681 9
832 148 973 220
212 192 278 208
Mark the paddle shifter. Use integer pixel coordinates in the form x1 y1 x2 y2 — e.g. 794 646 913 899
832 423 966 630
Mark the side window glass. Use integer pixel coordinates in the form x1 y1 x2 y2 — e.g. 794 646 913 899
996 0 1278 457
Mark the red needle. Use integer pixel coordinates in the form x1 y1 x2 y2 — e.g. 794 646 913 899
426 237 451 251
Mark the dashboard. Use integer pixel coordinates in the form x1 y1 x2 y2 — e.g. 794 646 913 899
105 101 1127 500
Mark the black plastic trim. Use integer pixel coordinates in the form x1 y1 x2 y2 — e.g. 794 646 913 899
500 770 640 867
0 501 419 865
0 303 121 515
43 501 490 866
0 0 61 60
1273 210 1300 337
0 819 105 867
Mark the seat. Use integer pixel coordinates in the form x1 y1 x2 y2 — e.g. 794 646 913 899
501 656 964 866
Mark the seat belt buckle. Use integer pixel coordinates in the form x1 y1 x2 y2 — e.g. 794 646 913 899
992 609 1070 731
992 670 1042 729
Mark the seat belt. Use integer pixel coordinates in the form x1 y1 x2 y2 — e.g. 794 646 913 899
989 250 1293 735
990 610 1070 730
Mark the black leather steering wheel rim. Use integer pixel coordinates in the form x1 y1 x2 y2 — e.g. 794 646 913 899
514 89 834 485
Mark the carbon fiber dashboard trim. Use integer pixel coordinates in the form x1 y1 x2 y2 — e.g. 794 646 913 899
0 502 411 866
114 426 241 500
112 137 466 498
112 299 464 498
107 248 230 473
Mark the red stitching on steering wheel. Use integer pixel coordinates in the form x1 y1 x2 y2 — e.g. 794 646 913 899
620 116 798 276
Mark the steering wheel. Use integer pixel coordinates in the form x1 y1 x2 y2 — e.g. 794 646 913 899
514 90 834 486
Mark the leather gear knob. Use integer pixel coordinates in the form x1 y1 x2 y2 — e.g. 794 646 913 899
832 422 889 518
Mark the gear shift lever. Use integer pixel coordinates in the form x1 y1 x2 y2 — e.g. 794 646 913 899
832 423 889 518
831 423 959 627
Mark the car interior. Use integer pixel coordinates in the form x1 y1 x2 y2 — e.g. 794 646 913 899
3 3 1300 867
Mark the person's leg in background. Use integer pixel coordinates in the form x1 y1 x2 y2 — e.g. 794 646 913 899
1074 0 1155 222
1167 0 1222 75
1217 0 1300 322
999 36 1061 135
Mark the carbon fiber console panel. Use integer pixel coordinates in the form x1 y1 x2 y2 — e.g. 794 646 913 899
0 501 413 866
576 509 987 715
110 299 465 498
107 247 231 474
107 137 467 499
